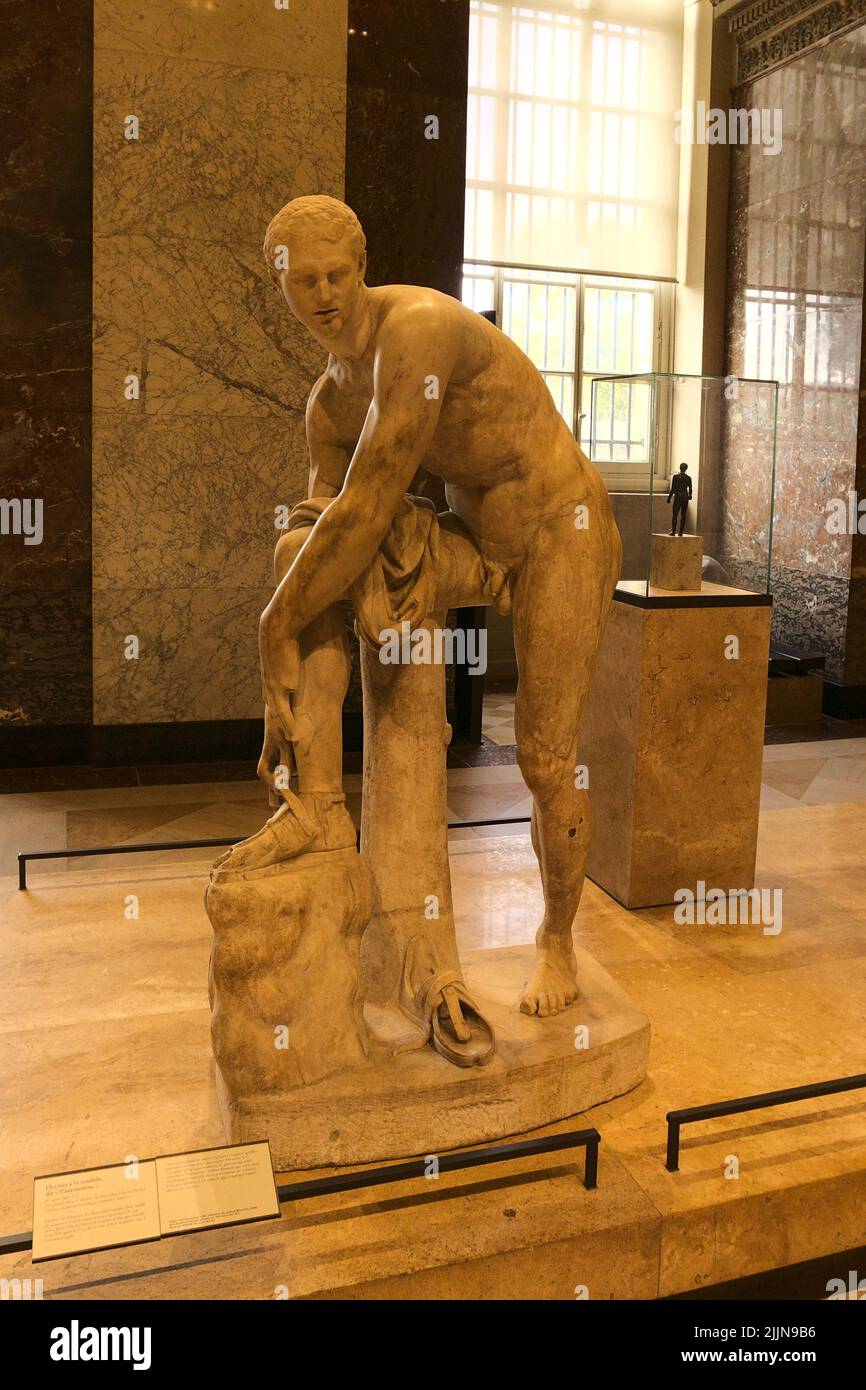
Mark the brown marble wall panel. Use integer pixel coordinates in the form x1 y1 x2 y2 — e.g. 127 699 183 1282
345 0 469 515
92 1 348 726
714 385 777 587
93 52 345 247
92 415 308 593
345 0 469 298
94 0 345 73
0 413 90 592
844 573 866 684
724 23 866 683
0 2 93 736
92 234 323 421
90 409 308 714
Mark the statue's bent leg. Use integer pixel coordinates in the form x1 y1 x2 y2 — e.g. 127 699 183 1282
511 507 621 1017
215 525 356 875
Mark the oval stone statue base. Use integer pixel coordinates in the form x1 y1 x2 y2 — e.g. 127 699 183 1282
214 943 650 1170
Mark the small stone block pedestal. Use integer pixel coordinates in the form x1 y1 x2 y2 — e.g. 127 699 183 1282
650 533 702 590
579 585 771 908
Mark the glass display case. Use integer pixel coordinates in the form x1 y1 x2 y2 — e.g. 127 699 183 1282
589 372 779 599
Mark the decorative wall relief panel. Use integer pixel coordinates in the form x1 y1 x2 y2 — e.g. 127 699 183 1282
727 0 866 83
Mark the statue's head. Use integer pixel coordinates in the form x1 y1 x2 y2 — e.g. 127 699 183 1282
679 462 688 472
263 195 367 345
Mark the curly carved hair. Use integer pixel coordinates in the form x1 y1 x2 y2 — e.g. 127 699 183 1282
263 195 367 285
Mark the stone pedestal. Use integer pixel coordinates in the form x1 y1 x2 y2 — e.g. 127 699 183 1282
650 533 702 590
579 585 771 908
212 942 649 1170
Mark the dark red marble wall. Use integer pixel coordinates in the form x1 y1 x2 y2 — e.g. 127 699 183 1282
345 0 469 298
0 1 93 753
343 0 470 590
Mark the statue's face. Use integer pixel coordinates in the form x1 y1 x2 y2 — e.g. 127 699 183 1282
278 232 366 344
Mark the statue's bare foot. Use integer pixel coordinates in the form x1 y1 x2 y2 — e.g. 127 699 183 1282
214 792 356 876
519 945 578 1017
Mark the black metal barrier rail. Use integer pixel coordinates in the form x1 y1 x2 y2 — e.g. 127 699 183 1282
0 1127 600 1258
665 1070 866 1172
275 1128 601 1200
18 837 237 890
17 816 532 890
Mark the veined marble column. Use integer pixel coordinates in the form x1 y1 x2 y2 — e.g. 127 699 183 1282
91 1 348 749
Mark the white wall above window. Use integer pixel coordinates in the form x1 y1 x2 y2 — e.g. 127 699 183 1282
466 0 685 279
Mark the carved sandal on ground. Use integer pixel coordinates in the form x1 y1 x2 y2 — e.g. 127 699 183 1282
395 936 495 1068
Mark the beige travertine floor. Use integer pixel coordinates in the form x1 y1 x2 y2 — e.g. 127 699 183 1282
1 743 866 1298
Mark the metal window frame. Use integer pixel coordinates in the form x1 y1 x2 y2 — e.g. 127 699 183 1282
463 258 673 492
581 277 674 491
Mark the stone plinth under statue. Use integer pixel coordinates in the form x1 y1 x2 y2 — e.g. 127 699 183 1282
209 893 649 1168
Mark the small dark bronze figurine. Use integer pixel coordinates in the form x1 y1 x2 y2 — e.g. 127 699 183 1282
667 462 692 536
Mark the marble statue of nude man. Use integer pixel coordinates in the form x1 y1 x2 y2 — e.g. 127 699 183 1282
221 195 621 1018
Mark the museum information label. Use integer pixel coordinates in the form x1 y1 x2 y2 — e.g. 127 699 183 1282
156 1142 280 1235
32 1142 279 1261
32 1162 160 1262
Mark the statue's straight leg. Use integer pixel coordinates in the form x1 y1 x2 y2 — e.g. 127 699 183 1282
511 508 621 1017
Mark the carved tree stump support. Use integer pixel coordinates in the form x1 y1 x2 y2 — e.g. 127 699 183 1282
358 615 462 1020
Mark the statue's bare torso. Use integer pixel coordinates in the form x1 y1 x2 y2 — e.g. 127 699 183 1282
310 285 609 569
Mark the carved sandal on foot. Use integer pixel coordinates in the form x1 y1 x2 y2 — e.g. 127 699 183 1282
427 969 495 1068
395 937 495 1068
212 788 318 876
